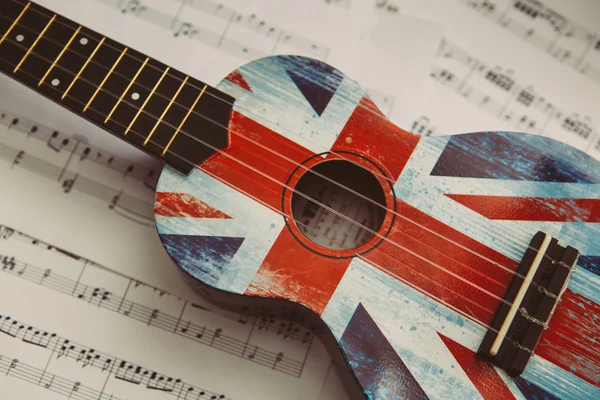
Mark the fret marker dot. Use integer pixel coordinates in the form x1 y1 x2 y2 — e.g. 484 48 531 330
131 93 140 100
16 34 24 42
51 79 60 87
80 37 88 45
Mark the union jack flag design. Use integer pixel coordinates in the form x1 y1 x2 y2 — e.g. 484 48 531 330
155 55 600 399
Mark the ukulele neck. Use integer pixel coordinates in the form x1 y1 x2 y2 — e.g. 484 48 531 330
0 0 234 175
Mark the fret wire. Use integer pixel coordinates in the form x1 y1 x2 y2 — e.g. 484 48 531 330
143 76 189 147
61 36 105 100
84 47 128 112
1 8 235 117
13 13 56 73
38 26 82 87
124 66 171 137
162 84 207 156
0 2 30 46
104 57 149 124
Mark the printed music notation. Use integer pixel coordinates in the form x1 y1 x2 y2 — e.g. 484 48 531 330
0 224 314 378
373 0 400 13
0 354 125 400
429 38 599 153
410 115 439 137
0 314 227 400
323 0 351 9
457 0 600 86
0 109 158 227
363 0 600 87
98 0 330 61
0 109 161 188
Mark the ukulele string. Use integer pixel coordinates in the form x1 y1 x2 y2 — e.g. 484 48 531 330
0 50 536 310
0 4 558 260
1 33 590 341
0 54 578 338
4 4 585 285
4 3 597 367
0 11 578 286
3 58 594 362
11 1 597 266
0 33 584 316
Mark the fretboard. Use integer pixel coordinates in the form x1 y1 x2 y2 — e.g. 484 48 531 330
0 0 234 175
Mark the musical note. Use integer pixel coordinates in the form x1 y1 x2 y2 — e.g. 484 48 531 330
69 382 81 397
374 0 399 13
147 309 159 326
0 108 158 226
484 68 515 91
7 358 18 375
561 114 593 139
0 226 310 377
62 173 79 193
211 328 222 345
272 352 284 369
1 256 16 271
0 314 226 399
0 353 125 399
121 0 146 15
115 361 143 384
57 339 75 359
0 226 13 239
427 39 597 147
516 88 535 107
455 0 600 84
41 375 55 389
174 21 199 38
245 346 257 360
93 0 330 59
147 372 177 392
411 116 437 136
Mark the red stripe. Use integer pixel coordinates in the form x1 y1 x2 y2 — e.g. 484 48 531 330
154 192 231 219
446 195 600 222
537 289 600 387
201 111 314 211
225 69 252 92
331 97 420 181
245 98 421 314
244 228 352 315
365 200 600 387
365 199 518 326
366 210 497 325
438 333 516 400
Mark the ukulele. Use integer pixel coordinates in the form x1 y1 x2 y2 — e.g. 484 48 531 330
1 1 599 399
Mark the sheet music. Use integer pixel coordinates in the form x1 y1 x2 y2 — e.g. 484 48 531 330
0 0 442 157
0 109 349 399
333 0 600 160
0 1 445 398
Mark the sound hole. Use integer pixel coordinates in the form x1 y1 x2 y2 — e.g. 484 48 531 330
291 160 387 251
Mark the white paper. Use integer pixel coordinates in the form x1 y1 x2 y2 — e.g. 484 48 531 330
0 108 348 400
0 0 443 155
0 0 444 398
342 0 600 160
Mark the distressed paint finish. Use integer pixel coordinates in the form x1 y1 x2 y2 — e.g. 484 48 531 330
155 55 600 399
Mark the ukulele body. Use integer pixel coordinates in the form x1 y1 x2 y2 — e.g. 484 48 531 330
154 55 600 400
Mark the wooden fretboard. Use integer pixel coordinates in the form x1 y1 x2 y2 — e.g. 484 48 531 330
0 0 235 175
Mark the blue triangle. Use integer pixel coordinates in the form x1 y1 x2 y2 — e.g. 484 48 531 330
514 376 560 400
430 132 599 183
341 303 429 399
280 56 343 116
578 255 599 277
160 234 244 285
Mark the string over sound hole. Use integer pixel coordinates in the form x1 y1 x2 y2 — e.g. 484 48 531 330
291 160 387 251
